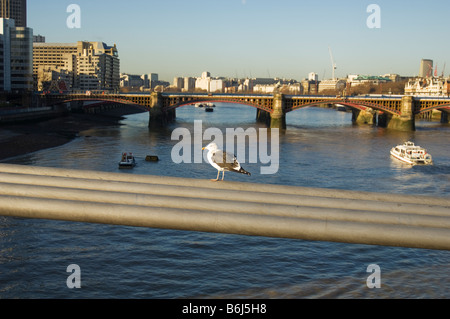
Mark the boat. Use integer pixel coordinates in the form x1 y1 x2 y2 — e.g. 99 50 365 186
390 141 433 165
119 152 136 168
335 104 347 112
205 103 215 112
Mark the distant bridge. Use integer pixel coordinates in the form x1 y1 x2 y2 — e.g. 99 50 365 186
39 92 450 131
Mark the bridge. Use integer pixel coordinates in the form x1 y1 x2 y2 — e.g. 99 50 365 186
0 163 449 251
39 92 450 131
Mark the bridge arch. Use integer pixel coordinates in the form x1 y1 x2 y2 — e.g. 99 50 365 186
54 97 150 112
338 101 400 116
287 99 400 116
164 98 274 113
417 103 450 115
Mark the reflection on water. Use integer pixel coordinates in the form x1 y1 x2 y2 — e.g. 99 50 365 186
0 104 449 298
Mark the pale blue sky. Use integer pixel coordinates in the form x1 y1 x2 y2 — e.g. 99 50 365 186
29 0 450 81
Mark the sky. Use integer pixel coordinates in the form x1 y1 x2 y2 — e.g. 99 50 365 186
28 0 450 82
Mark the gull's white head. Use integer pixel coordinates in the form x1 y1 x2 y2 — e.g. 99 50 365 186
202 142 218 152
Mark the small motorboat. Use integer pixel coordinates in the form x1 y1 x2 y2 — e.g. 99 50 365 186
390 141 433 165
119 152 136 168
205 103 215 112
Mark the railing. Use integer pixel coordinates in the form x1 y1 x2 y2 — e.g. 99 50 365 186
0 164 449 251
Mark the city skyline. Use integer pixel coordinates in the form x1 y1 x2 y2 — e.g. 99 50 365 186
29 0 450 82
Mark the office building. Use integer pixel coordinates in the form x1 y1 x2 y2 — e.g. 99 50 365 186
33 34 45 43
419 59 433 78
318 79 346 93
308 72 319 82
121 73 145 88
0 18 33 92
173 77 184 90
347 75 392 87
183 77 196 92
0 0 26 27
33 41 120 91
150 73 158 82
405 77 450 96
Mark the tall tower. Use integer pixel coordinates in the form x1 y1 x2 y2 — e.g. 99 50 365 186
419 59 433 78
0 0 26 27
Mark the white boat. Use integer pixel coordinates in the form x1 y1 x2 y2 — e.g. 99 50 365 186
119 152 136 168
390 142 433 165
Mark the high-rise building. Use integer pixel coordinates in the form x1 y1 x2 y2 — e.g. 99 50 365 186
183 77 196 92
419 59 433 78
0 18 33 92
150 73 158 82
173 77 184 90
33 41 120 91
0 0 26 27
33 34 45 43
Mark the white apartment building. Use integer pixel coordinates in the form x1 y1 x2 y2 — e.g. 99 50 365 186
209 79 225 92
195 71 211 91
194 71 225 92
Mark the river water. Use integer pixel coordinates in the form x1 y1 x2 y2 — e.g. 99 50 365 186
0 103 449 299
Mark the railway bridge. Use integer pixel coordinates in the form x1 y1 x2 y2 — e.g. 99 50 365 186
40 92 450 131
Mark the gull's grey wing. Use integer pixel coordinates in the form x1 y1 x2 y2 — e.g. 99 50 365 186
211 150 240 170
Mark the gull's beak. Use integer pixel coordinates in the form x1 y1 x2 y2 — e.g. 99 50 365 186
202 147 206 150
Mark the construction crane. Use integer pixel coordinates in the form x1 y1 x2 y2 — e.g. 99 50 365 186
329 47 337 80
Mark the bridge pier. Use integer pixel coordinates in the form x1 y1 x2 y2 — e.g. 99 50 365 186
149 92 175 126
270 93 286 129
384 96 415 131
352 108 377 126
431 109 443 121
256 109 271 126
69 100 84 113
441 111 449 123
377 112 388 127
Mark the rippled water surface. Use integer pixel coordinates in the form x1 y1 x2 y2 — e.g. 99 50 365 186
1 104 449 298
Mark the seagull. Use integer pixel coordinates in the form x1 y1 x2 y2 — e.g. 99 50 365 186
202 143 251 181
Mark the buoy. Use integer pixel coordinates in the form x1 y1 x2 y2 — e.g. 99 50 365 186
145 155 159 162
